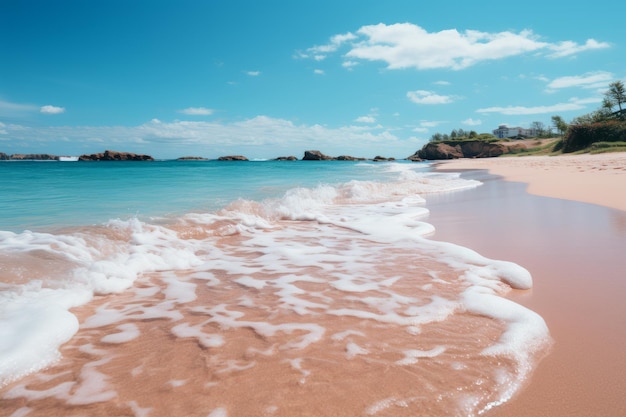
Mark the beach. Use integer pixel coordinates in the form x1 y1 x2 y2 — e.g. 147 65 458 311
437 152 626 212
0 156 624 416
433 152 626 416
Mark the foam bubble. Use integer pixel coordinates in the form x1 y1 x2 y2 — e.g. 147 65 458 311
100 323 140 344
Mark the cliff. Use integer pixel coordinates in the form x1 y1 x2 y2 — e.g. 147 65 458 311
412 140 506 160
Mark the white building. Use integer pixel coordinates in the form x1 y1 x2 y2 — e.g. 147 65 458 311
492 125 537 139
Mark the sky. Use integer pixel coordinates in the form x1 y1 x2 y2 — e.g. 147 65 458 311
1 0 624 159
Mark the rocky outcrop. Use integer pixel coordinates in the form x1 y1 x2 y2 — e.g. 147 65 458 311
79 150 154 161
303 151 369 161
372 155 395 162
406 154 423 162
217 155 248 161
7 153 58 160
302 150 334 160
274 156 298 161
336 155 366 161
414 141 506 160
416 143 464 160
177 156 208 161
0 152 9 160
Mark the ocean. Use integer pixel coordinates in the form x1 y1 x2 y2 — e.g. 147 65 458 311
0 160 551 416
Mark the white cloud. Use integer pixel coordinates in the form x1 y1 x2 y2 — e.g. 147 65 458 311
462 118 482 126
412 127 429 133
40 105 65 114
407 90 456 105
433 80 451 86
477 102 585 115
547 39 610 58
546 71 613 90
570 96 602 105
246 71 261 76
419 120 443 128
342 61 359 70
304 23 610 71
304 31 357 60
314 69 325 75
355 116 376 123
178 107 214 116
4 116 422 159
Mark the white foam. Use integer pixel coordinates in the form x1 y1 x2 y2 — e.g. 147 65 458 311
100 323 140 344
66 359 117 405
234 276 267 290
162 275 197 304
207 408 228 417
127 400 152 417
345 342 369 359
0 291 86 386
0 161 551 416
395 346 446 365
8 407 32 417
170 323 225 348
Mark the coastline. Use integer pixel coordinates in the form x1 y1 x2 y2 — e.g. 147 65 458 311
431 152 626 416
434 152 626 212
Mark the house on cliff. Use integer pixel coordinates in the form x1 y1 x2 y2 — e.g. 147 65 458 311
492 124 537 139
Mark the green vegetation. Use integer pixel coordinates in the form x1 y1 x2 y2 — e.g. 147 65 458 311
424 81 626 157
504 139 561 156
553 81 626 154
429 129 497 142
590 141 626 154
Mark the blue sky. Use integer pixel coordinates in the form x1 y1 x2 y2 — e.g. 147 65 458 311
1 0 624 159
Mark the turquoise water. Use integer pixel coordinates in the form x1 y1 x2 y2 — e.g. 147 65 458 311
0 158 553 415
0 160 418 232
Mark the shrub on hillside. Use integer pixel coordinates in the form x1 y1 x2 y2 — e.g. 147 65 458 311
562 121 626 152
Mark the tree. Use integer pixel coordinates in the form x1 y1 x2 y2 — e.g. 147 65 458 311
605 80 625 113
551 115 568 137
531 121 545 137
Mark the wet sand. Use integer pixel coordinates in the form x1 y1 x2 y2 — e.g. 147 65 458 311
432 153 626 416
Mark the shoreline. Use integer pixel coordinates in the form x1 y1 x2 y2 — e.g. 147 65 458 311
431 152 626 416
434 152 626 212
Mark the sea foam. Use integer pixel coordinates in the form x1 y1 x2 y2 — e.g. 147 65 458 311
0 163 551 416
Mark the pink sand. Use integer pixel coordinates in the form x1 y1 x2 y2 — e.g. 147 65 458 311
434 153 626 416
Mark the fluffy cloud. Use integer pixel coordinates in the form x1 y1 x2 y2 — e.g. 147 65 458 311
407 90 456 105
462 118 482 126
303 32 358 60
546 71 614 90
40 105 65 114
304 23 609 71
178 107 214 116
547 39 610 58
355 116 376 123
246 71 261 76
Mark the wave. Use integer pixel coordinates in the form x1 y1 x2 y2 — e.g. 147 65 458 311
0 166 551 415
